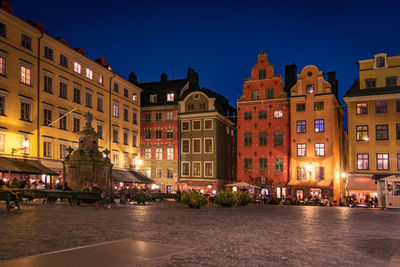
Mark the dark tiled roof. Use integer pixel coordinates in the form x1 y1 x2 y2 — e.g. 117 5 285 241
344 79 400 97
139 79 189 106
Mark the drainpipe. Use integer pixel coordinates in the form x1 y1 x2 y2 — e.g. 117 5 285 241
37 31 44 159
109 72 115 153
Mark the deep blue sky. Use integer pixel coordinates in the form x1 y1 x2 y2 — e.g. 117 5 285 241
12 0 400 107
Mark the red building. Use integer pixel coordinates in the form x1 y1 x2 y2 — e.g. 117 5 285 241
237 51 290 198
138 70 199 193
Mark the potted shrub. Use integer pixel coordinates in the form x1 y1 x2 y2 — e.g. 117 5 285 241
181 191 209 208
236 191 252 206
215 190 237 207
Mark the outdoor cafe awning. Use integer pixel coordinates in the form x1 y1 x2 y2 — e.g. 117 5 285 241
176 180 216 187
112 169 154 184
0 156 58 175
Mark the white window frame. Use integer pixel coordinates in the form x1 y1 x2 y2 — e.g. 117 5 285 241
43 140 53 158
181 161 190 177
192 161 202 177
0 133 4 152
123 152 129 168
273 110 283 118
97 73 103 85
192 120 201 131
181 121 190 131
315 143 325 156
155 147 163 160
166 147 174 160
204 161 214 177
20 61 32 86
167 93 175 102
204 138 213 153
59 143 67 160
0 51 7 76
144 148 152 161
113 152 119 167
150 94 157 103
192 138 202 154
204 119 213 130
181 139 190 154
166 111 173 121
113 101 119 118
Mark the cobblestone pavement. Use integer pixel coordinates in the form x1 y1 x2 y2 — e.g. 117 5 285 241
1 201 400 266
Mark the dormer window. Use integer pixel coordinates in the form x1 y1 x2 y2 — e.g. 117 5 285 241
132 93 137 102
150 94 157 103
259 69 266 80
365 79 376 89
376 56 385 68
167 93 174 102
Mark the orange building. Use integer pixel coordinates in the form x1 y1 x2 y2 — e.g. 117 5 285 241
288 65 347 201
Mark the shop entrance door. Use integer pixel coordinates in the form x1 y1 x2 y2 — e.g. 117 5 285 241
296 190 303 200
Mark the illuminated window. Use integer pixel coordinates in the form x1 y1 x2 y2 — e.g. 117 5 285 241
315 143 325 156
132 93 137 101
97 74 103 85
21 34 31 49
296 120 306 133
297 144 306 157
20 65 31 85
273 110 283 118
0 55 5 76
0 133 4 152
314 119 324 132
167 93 174 102
357 153 369 170
113 153 119 167
376 153 389 170
356 125 369 141
297 167 306 180
144 148 151 160
155 148 162 160
124 153 129 168
113 102 119 117
167 148 174 160
73 62 81 74
306 84 314 93
356 103 368 114
85 68 93 79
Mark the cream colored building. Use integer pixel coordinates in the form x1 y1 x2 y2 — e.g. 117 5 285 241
0 5 141 183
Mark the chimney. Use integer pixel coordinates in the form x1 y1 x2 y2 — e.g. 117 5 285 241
160 73 168 82
95 55 107 67
129 72 138 84
327 71 338 98
27 21 45 32
56 37 70 47
187 68 199 89
74 48 85 56
284 63 297 96
0 0 12 13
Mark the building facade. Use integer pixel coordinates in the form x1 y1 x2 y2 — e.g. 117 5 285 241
237 51 289 198
139 70 199 193
343 53 400 201
289 65 346 201
178 89 237 192
0 4 141 184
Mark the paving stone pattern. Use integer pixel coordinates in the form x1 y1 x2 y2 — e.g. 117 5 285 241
1 202 399 266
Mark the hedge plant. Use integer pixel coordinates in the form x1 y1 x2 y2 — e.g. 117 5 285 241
181 191 209 208
236 191 252 206
215 190 237 207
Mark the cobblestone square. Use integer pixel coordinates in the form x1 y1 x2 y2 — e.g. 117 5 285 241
1 202 399 266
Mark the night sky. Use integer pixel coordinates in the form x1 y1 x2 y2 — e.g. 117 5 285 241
12 0 400 108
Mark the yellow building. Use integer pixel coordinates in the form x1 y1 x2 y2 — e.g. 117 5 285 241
343 53 400 201
0 4 142 184
289 65 347 201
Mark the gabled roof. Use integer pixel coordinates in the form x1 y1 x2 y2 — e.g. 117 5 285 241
344 79 400 97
